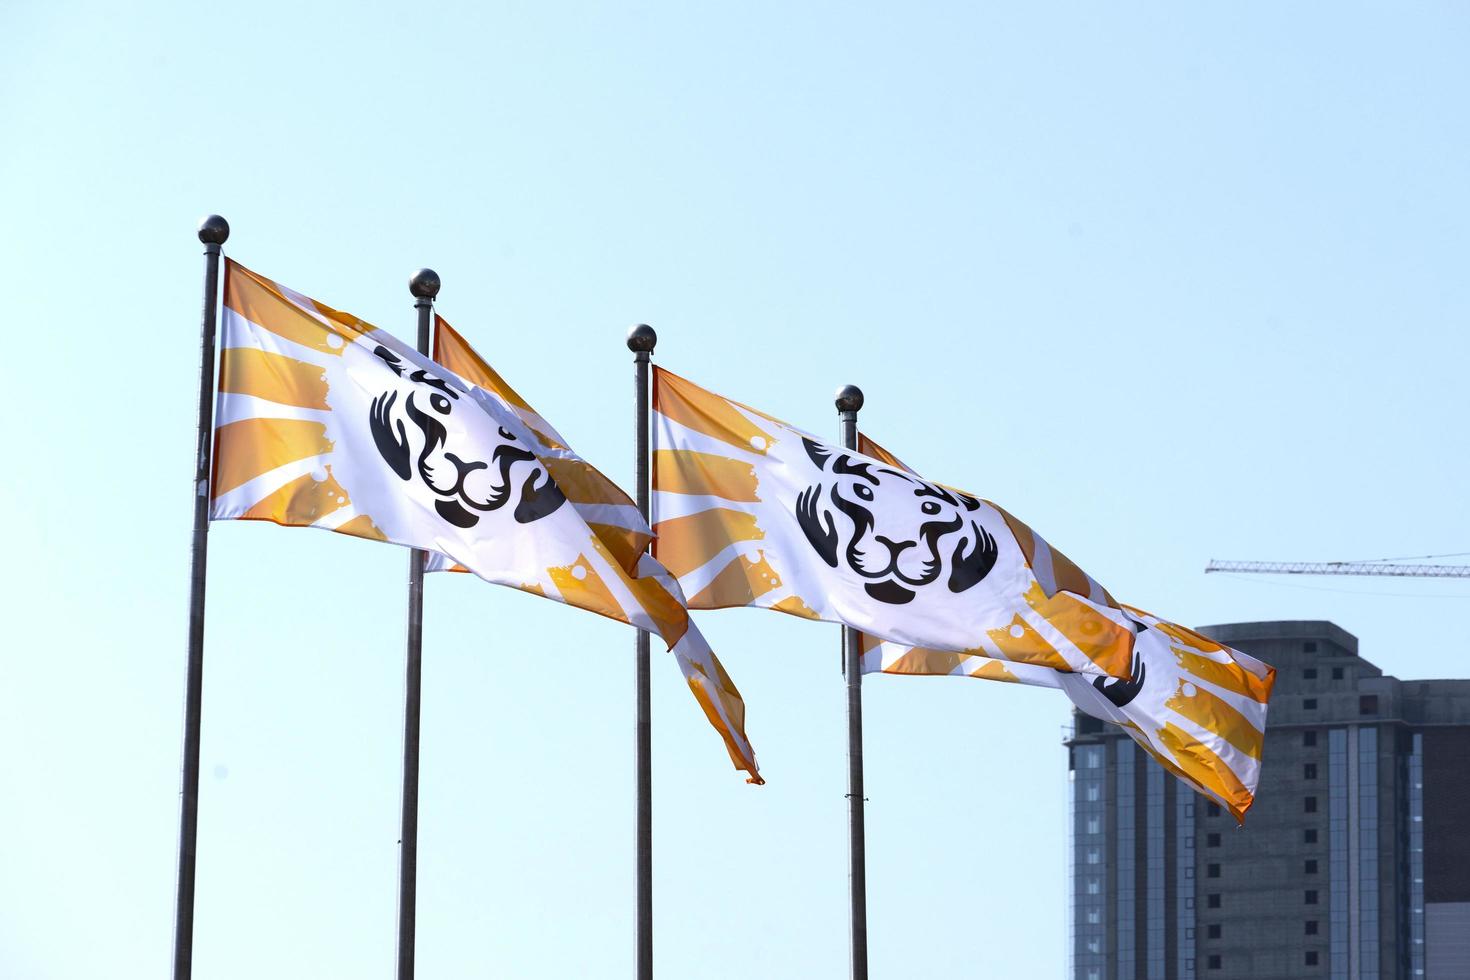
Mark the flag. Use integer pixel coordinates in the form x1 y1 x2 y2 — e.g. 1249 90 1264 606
210 260 760 782
650 367 1135 680
858 434 1275 821
429 315 759 781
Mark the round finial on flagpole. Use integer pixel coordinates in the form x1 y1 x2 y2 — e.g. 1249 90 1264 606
626 323 657 353
197 215 230 244
835 384 864 414
409 268 441 299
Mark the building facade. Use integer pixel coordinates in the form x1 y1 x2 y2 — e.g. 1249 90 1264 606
1067 621 1470 980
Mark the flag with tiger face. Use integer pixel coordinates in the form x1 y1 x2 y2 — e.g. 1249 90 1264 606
857 434 1275 821
651 367 1136 680
210 260 760 782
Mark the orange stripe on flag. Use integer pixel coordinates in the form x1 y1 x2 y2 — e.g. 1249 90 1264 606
213 418 333 496
985 614 1073 672
653 367 778 456
1155 723 1254 822
547 556 626 625
335 514 388 542
542 457 634 507
770 595 821 621
239 466 352 526
654 450 760 502
1172 647 1274 704
970 660 1020 682
884 647 970 676
219 347 331 410
1021 582 1133 677
993 503 1118 607
224 261 365 356
652 509 764 578
688 554 783 609
1164 680 1264 760
1153 620 1226 653
586 522 652 574
683 659 763 785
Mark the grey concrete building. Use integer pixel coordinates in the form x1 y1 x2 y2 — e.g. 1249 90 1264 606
1067 621 1470 980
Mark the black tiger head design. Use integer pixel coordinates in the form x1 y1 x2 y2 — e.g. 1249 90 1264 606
367 345 565 528
795 437 998 605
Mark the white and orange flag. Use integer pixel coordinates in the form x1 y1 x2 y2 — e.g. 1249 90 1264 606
209 261 760 783
858 434 1275 821
650 367 1136 680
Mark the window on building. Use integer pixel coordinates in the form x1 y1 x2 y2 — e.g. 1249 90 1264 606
1086 849 1100 865
1304 667 1318 680
1207 894 1221 909
1087 909 1100 924
1207 924 1221 939
1304 698 1318 710
1087 817 1100 834
1306 951 1319 966
1305 920 1318 935
1304 828 1318 844
1087 879 1099 895
1305 859 1318 874
1305 889 1319 905
1304 762 1318 779
1207 954 1222 970
1303 730 1317 747
1360 694 1378 715
1304 796 1318 813
1207 833 1221 847
1206 802 1221 817
1331 667 1344 680
1207 863 1221 879
1303 641 1317 652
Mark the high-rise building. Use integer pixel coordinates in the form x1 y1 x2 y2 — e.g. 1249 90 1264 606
1067 620 1470 980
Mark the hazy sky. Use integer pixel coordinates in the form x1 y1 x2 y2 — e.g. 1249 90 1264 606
2 3 1467 977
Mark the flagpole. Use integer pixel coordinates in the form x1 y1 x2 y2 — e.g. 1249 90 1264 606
173 213 228 980
836 383 868 980
397 268 439 980
627 322 657 980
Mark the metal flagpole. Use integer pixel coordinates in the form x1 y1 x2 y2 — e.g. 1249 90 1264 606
397 268 440 980
173 213 229 980
836 383 868 980
627 323 657 980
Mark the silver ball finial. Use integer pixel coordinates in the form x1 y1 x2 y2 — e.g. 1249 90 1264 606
197 215 230 244
409 268 441 299
835 384 864 414
626 323 657 353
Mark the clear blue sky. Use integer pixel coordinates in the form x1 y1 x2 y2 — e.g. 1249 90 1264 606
2 3 1467 977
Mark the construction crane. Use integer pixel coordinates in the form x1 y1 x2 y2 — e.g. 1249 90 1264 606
1205 559 1470 579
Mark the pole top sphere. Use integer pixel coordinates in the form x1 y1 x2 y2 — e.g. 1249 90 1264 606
626 323 657 353
835 384 865 414
409 268 441 299
197 214 230 244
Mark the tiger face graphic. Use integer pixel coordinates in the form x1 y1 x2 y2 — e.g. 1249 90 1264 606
795 437 998 605
367 345 565 529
